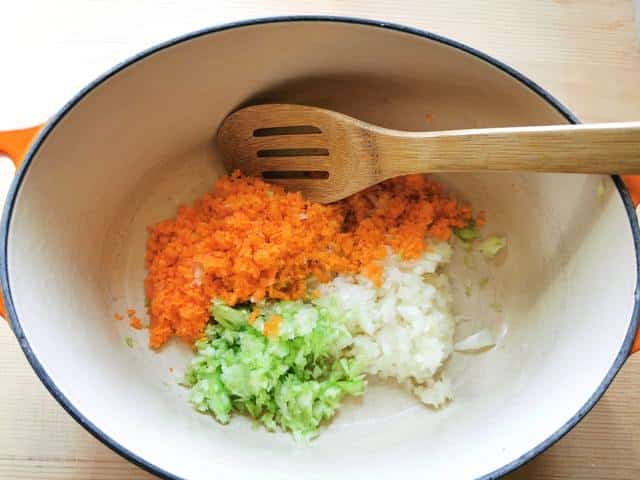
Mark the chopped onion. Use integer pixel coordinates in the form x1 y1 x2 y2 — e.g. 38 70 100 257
192 262 204 286
454 328 495 352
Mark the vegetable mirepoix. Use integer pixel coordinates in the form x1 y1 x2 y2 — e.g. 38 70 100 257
184 300 364 441
145 172 479 348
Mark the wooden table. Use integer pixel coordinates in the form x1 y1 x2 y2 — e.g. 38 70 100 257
1 1 640 478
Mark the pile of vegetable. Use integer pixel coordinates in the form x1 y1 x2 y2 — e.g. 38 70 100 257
184 300 365 441
141 171 504 440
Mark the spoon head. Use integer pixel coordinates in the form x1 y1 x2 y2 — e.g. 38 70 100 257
216 104 374 203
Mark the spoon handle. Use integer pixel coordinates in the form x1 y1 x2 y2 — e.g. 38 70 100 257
379 121 640 175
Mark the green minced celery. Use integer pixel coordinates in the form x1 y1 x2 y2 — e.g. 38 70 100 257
454 220 480 242
478 236 507 258
489 301 503 313
184 299 364 441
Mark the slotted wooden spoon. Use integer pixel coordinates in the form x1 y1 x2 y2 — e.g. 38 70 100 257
217 104 640 203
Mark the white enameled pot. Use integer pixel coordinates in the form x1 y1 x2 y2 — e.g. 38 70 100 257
1 17 639 480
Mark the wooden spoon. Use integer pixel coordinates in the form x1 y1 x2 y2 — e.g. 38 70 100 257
217 104 640 203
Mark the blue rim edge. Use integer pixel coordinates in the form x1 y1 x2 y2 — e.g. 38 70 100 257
1 15 638 480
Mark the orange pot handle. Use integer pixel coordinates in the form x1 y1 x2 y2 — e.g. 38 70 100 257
622 176 640 354
0 125 44 319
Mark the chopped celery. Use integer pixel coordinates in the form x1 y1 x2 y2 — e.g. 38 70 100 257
489 302 503 313
210 301 249 328
185 300 364 441
478 236 506 258
454 220 480 242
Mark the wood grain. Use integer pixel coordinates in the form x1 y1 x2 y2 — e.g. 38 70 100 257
1 1 640 478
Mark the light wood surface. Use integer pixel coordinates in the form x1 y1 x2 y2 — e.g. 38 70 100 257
220 104 640 203
1 1 640 478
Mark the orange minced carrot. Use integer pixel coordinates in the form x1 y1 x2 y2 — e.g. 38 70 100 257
476 211 486 227
144 171 476 348
113 313 123 321
248 308 261 326
263 315 282 339
130 316 144 330
127 308 136 318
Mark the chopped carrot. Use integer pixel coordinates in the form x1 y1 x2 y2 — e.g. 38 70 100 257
248 308 261 325
130 316 144 330
113 313 123 321
263 315 282 339
144 171 478 348
127 308 136 318
476 211 486 227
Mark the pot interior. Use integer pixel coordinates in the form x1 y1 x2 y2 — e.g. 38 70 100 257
5 20 637 479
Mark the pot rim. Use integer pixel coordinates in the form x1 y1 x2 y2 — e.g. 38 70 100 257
2 15 638 480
